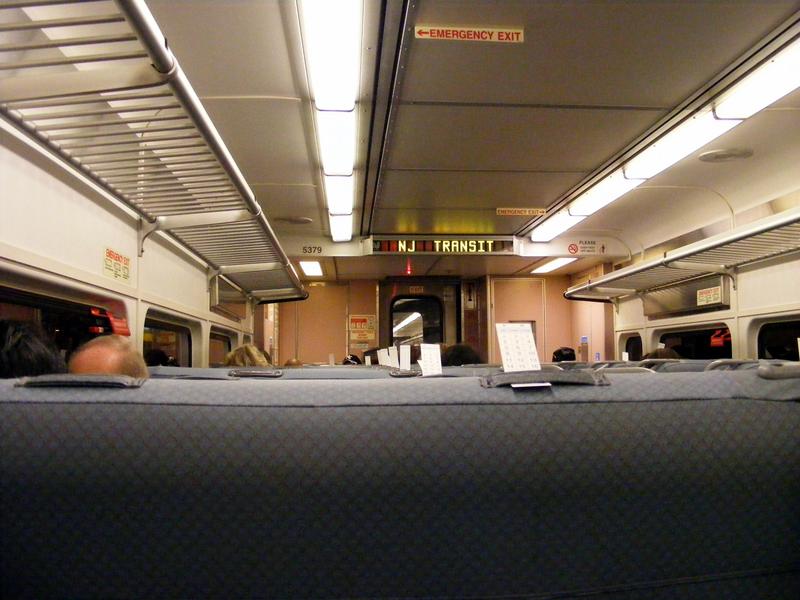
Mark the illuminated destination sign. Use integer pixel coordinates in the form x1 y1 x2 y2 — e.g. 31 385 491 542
373 238 513 255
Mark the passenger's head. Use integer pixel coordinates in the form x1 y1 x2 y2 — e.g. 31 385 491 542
144 348 170 366
441 344 481 366
0 319 66 378
552 347 576 362
224 344 271 368
643 347 681 359
342 353 362 365
68 335 148 378
284 357 302 367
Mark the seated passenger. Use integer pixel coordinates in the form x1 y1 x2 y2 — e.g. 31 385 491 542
224 344 271 367
0 319 66 378
342 353 362 365
144 348 170 366
68 334 148 378
643 347 681 359
284 357 302 367
441 343 481 366
552 346 576 362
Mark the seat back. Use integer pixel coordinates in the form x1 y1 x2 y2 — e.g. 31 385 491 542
2 371 799 599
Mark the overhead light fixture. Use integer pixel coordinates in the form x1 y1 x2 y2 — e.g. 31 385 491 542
299 0 362 111
324 175 354 215
329 213 353 242
299 261 323 277
714 37 800 119
568 169 645 216
316 110 356 176
531 210 586 242
624 107 742 180
531 35 800 241
531 257 578 274
299 1 363 242
392 312 421 334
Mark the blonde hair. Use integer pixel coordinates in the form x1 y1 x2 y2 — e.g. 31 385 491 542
224 344 271 367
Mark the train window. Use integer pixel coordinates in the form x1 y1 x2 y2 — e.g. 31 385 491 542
209 330 234 366
0 288 120 358
624 335 643 361
658 327 732 359
391 296 443 346
143 318 192 367
758 321 800 361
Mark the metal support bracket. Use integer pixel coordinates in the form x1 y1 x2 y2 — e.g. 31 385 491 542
138 218 159 257
137 209 253 256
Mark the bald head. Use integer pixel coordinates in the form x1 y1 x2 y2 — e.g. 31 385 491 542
69 335 148 379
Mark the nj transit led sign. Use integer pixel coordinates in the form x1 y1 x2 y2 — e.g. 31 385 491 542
373 238 513 255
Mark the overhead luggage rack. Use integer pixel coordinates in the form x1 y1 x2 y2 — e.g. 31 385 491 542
565 205 800 301
0 0 305 302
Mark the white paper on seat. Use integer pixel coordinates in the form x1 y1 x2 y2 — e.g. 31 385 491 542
496 323 541 372
377 349 390 366
399 345 411 371
418 343 442 376
388 346 399 369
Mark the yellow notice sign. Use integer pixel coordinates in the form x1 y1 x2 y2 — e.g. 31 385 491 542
496 208 546 217
415 26 524 43
103 247 131 282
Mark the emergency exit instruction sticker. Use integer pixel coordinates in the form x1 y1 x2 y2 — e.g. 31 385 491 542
415 25 524 43
103 247 131 282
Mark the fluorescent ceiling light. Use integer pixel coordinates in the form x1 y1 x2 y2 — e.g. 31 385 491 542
329 213 353 242
316 110 356 176
624 108 741 179
299 0 362 111
324 175 354 215
568 170 645 216
531 257 578 274
393 312 421 334
715 38 800 119
299 261 323 276
530 210 585 242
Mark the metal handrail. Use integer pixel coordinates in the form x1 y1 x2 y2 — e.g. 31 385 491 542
0 0 305 301
114 0 304 298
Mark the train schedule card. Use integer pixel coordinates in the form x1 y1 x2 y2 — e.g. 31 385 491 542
496 322 541 372
419 343 443 376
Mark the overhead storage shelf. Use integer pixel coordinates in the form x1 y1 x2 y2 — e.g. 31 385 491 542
565 205 800 301
0 0 305 302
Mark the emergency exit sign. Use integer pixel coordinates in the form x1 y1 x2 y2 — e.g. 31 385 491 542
415 25 524 43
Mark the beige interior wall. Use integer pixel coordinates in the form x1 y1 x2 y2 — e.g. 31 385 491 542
278 300 299 365
569 264 615 361
278 284 348 364
489 276 573 363
279 281 379 365
544 275 574 359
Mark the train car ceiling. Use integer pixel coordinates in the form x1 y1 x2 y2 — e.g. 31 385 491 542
2 1 799 285
361 0 800 279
